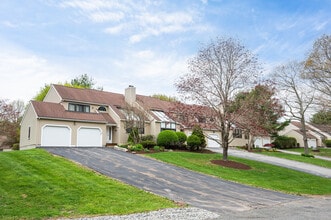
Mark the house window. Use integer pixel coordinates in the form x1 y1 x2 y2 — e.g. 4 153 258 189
98 106 107 112
244 132 249 139
68 103 90 113
28 127 31 140
152 110 176 131
119 108 145 134
233 128 242 138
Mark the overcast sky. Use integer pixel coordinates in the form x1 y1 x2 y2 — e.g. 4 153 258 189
0 0 330 103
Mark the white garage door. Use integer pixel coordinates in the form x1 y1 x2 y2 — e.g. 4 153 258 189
42 125 71 147
77 127 102 147
254 137 270 148
308 139 317 149
207 134 221 148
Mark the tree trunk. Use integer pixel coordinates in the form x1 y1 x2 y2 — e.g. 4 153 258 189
222 142 228 161
301 118 309 155
220 122 231 161
222 131 229 161
248 135 254 151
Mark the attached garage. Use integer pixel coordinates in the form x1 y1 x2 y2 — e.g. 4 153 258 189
254 137 271 148
41 125 71 147
308 139 317 149
207 133 221 148
77 127 102 147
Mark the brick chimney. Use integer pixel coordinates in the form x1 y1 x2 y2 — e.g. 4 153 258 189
125 85 136 105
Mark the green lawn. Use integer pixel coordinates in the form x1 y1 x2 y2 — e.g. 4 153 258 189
0 149 176 220
256 151 331 168
147 152 331 195
286 148 331 157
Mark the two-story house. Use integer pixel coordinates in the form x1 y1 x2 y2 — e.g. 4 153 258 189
20 84 257 149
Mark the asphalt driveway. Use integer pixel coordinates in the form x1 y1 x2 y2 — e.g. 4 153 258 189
43 147 301 214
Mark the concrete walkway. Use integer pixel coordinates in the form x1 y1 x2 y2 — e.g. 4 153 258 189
207 148 331 179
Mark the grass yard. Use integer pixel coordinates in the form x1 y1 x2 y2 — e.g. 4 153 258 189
0 149 176 220
147 152 331 195
286 148 331 157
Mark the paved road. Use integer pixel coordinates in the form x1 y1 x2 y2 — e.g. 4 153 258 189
207 148 331 178
43 147 301 215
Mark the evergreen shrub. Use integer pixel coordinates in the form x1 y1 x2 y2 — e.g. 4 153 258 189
156 130 179 149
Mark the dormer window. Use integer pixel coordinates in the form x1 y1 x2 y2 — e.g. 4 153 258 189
98 106 107 112
68 103 90 113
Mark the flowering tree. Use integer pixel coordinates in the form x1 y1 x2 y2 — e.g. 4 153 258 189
231 85 284 149
175 37 260 160
0 99 24 147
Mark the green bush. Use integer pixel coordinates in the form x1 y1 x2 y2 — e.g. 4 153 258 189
156 130 179 149
141 135 155 141
140 140 156 149
119 144 129 149
192 125 206 150
323 139 331 148
272 136 297 149
176 132 187 149
129 144 144 151
187 134 201 151
153 146 164 152
301 153 315 158
12 143 19 151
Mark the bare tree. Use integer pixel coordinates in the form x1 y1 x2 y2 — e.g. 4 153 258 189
272 61 315 155
303 34 331 108
175 37 260 160
120 102 151 144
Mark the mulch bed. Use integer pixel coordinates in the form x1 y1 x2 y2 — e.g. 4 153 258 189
211 160 252 170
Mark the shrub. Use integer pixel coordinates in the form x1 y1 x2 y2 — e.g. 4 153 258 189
141 135 155 141
12 143 19 150
129 144 144 151
301 153 315 158
272 136 297 149
156 130 179 149
323 139 331 148
187 134 201 151
176 132 187 149
140 140 156 149
153 146 164 152
192 125 206 150
119 144 129 149
128 127 140 144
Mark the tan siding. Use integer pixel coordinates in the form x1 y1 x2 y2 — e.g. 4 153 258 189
20 103 38 148
230 138 248 147
37 120 107 146
43 85 62 103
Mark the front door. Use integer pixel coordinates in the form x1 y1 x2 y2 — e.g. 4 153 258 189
107 127 112 143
